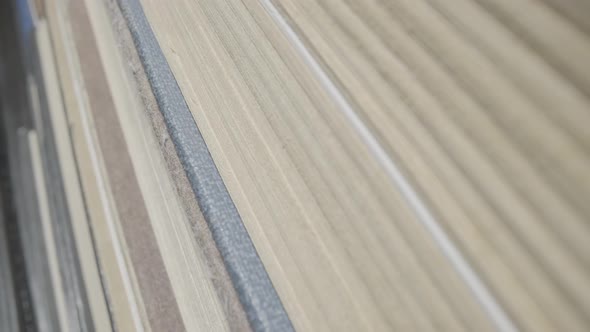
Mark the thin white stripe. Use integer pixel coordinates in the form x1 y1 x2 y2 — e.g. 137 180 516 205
260 1 517 331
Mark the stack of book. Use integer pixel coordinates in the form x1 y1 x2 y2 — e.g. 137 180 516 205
0 0 589 331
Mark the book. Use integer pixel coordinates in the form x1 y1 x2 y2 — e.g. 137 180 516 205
1 0 589 331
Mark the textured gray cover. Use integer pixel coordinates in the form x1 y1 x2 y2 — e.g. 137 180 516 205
116 1 294 331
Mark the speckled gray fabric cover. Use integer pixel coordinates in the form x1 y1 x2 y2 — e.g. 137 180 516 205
116 1 294 331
